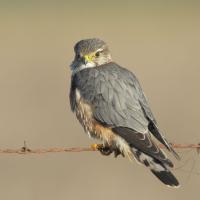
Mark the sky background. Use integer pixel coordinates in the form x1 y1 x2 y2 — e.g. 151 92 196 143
0 0 200 200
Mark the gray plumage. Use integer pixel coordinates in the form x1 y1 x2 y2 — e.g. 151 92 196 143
71 62 148 132
70 38 180 187
74 38 107 55
70 61 179 161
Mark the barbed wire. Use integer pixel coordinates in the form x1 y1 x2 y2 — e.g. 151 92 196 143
0 141 199 155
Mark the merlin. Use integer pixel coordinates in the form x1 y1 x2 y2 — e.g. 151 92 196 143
69 38 180 187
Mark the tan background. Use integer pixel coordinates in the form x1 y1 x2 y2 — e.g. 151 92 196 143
0 0 200 199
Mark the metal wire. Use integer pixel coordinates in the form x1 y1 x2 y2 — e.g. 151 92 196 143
0 141 199 155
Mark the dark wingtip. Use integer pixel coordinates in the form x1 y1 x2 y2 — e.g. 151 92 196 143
166 142 181 161
170 147 181 161
151 169 180 188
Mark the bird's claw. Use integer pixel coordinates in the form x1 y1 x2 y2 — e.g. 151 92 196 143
113 149 124 158
91 144 113 156
91 144 124 157
97 144 113 156
91 143 102 151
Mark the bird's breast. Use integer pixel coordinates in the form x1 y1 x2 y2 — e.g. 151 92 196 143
73 88 133 158
75 89 94 136
74 89 114 143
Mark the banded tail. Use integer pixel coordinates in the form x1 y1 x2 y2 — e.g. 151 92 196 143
134 150 180 187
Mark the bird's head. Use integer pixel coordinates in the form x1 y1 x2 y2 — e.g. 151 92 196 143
70 38 112 74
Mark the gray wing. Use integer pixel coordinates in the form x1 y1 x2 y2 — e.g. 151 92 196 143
132 76 180 159
72 62 179 160
90 64 175 163
92 64 149 134
112 127 173 167
72 63 149 133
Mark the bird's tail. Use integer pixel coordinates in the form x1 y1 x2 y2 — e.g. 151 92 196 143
148 121 180 160
150 168 179 187
133 151 180 187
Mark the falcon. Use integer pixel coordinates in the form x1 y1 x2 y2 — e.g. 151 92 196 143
69 38 180 187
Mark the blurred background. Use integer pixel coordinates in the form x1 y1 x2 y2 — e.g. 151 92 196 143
0 0 200 199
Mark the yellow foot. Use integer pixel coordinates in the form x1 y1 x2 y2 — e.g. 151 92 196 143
91 144 113 156
91 144 124 157
90 144 103 151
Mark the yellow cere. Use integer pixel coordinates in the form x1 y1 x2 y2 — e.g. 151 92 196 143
84 53 96 62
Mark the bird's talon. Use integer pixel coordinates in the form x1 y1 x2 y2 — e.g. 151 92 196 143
99 146 113 156
114 149 124 158
91 144 102 151
114 149 121 158
91 144 113 156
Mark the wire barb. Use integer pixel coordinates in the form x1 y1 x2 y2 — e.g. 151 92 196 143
0 142 200 155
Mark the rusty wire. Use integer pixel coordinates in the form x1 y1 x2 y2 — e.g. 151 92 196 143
0 141 199 155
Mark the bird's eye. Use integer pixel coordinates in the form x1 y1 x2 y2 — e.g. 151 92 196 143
95 51 100 57
77 54 81 59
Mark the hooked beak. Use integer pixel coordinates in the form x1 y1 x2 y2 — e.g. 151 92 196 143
83 55 92 65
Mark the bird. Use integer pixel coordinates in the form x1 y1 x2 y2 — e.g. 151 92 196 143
69 38 180 187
